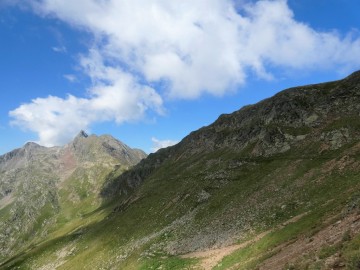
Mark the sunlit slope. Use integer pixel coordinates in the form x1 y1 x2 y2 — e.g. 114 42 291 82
2 71 360 269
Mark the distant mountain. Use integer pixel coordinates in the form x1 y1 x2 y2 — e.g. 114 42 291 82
2 72 360 269
0 132 146 262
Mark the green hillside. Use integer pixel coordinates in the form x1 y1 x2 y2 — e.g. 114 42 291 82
2 72 360 269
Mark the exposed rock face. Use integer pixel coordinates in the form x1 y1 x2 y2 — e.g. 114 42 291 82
0 133 146 261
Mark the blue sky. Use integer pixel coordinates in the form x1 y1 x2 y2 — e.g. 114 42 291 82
1 0 360 154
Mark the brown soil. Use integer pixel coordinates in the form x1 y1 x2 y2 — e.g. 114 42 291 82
181 231 269 270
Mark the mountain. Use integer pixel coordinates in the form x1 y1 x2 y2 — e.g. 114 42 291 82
0 132 146 263
2 71 360 269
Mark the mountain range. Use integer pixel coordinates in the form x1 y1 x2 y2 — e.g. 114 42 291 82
1 71 360 269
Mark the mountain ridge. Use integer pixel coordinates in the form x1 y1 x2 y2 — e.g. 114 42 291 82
2 71 360 269
103 70 360 198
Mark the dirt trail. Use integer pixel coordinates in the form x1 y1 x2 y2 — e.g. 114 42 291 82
181 212 308 270
181 231 269 270
0 194 14 210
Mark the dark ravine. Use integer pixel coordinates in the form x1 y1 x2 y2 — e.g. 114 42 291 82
1 71 360 269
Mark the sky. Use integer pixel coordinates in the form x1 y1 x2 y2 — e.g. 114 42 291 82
1 0 360 154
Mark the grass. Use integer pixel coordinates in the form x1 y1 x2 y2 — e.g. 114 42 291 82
0 203 12 220
212 207 330 270
322 116 360 132
139 255 197 270
2 114 360 269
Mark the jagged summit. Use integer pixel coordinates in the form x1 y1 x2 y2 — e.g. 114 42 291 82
76 130 89 139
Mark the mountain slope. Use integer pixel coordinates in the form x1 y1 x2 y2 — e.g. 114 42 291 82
2 72 360 269
0 132 146 263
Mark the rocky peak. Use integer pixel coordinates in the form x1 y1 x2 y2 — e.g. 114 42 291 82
23 141 41 150
63 131 147 166
76 130 89 139
71 130 91 152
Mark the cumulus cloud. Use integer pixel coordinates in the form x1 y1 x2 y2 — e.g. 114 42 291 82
29 0 360 93
9 0 360 146
10 61 163 146
151 137 179 152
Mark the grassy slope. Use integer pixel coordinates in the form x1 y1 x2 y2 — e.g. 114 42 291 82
0 163 125 267
2 75 360 269
2 130 360 269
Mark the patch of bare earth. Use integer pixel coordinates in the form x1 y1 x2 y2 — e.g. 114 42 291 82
0 194 14 210
180 212 312 270
57 147 77 184
181 230 269 270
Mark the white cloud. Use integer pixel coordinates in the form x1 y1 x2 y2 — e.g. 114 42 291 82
9 0 360 146
10 62 163 146
63 74 77 82
52 46 67 53
28 0 360 95
151 137 179 152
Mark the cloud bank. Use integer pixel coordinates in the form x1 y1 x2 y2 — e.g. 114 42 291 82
9 0 360 146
